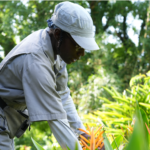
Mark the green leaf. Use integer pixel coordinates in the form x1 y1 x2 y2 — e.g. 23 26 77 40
127 97 136 103
140 108 149 145
104 128 124 134
125 117 145 150
74 142 78 150
134 90 143 99
111 135 123 150
137 86 148 95
102 117 132 122
125 102 149 150
111 87 121 97
126 89 137 97
103 104 131 115
145 92 150 103
98 96 112 104
140 109 149 126
129 74 145 87
139 102 150 109
31 137 45 150
112 96 130 104
103 87 115 97
94 111 125 118
103 132 113 150
125 116 149 150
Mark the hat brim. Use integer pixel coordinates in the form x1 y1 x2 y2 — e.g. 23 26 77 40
71 35 99 51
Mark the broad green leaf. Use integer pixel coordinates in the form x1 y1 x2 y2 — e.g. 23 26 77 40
111 135 123 150
125 117 146 150
140 109 149 126
31 137 45 150
103 132 113 150
74 142 79 150
126 101 148 150
140 108 149 145
125 108 149 150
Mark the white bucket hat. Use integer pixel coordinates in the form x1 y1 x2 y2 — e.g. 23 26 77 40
51 1 99 51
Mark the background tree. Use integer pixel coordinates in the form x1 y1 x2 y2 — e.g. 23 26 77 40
88 1 149 88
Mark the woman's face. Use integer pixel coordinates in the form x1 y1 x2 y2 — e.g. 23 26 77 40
53 29 85 64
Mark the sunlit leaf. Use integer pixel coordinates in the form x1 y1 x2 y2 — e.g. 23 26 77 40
125 107 149 150
111 135 123 149
111 87 122 97
103 87 116 97
112 96 130 104
94 111 125 118
139 102 150 109
140 108 149 145
103 132 113 150
31 137 45 150
129 74 146 87
127 97 136 102
137 86 148 95
98 97 112 104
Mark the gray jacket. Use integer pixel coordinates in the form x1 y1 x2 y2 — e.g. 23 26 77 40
0 27 85 135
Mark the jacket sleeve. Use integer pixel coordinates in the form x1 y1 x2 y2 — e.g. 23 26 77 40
56 60 86 135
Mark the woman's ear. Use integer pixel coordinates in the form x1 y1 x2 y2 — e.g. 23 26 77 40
53 28 61 41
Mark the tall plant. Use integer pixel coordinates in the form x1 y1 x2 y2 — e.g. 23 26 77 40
31 102 150 150
82 71 150 149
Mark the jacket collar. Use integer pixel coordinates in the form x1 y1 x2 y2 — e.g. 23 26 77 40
41 27 56 64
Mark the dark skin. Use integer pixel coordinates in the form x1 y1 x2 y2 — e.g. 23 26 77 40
48 29 105 150
49 28 85 64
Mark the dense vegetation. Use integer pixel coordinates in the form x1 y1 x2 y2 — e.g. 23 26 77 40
0 0 150 149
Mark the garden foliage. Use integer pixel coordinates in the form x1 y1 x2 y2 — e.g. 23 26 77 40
83 72 150 149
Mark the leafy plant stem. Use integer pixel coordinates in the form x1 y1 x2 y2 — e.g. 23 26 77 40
112 134 119 150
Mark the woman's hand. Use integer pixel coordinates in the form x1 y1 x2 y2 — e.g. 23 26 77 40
80 132 91 140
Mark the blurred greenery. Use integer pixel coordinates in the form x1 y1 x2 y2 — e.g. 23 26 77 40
31 101 150 150
83 72 150 149
31 137 45 150
1 0 150 149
